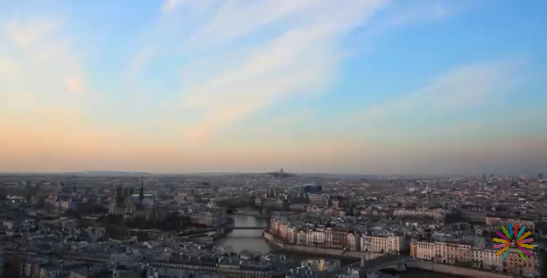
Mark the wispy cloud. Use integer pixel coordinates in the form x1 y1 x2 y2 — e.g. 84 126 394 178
162 0 206 13
3 19 60 47
181 0 326 50
0 16 97 154
162 0 184 12
273 109 314 126
128 48 153 78
358 60 527 126
361 0 465 37
144 0 390 141
1 17 89 99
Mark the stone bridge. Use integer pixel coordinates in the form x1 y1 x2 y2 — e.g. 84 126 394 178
231 226 267 230
338 255 415 277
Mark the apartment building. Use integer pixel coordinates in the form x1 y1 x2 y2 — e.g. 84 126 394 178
346 233 359 251
360 235 408 254
410 241 436 260
393 208 447 220
324 228 346 249
501 248 540 277
411 241 540 277
270 217 409 253
287 226 296 244
485 217 536 232
296 230 308 246
472 248 502 272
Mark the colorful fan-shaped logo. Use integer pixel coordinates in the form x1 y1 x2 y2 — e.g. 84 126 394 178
493 223 534 261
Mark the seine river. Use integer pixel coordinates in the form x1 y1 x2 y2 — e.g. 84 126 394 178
215 214 271 253
213 214 462 277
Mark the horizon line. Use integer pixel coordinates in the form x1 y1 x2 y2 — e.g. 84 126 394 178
0 170 536 177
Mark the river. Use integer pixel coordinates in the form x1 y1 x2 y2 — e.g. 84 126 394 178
214 214 358 265
215 214 271 253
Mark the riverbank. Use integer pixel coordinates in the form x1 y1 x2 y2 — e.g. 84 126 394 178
231 211 270 218
263 231 383 259
262 231 511 278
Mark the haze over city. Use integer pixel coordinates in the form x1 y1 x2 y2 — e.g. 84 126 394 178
1 0 546 175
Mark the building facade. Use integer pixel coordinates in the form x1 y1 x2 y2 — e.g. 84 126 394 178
410 240 540 277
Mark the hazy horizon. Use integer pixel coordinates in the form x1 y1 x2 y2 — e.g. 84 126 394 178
0 169 542 178
1 0 546 174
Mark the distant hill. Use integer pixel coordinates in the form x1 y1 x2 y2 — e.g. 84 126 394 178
70 171 152 177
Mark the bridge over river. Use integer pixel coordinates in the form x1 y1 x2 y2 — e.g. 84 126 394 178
338 255 414 274
175 216 267 238
231 226 267 230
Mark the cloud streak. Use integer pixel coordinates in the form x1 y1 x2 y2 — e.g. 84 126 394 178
1 17 89 100
358 61 527 126
3 19 60 47
148 0 389 141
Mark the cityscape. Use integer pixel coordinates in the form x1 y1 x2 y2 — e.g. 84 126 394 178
1 0 547 278
0 170 545 277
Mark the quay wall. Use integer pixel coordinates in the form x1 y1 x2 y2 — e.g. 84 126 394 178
231 211 270 218
412 261 512 278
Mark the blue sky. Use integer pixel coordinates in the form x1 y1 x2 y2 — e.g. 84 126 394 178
0 0 546 175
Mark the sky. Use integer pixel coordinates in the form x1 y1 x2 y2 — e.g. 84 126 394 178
0 0 546 175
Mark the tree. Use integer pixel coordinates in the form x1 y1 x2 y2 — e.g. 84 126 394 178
64 209 80 218
2 261 11 277
103 214 123 225
78 218 93 229
0 189 6 201
105 225 126 239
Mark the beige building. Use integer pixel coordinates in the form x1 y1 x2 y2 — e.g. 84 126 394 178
360 235 407 254
411 241 436 260
410 241 540 277
296 230 308 245
501 248 540 277
472 248 502 272
411 240 471 264
346 233 359 251
287 226 296 244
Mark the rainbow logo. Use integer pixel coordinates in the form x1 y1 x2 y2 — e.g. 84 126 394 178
493 223 534 261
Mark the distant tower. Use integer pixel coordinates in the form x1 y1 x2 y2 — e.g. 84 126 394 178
481 172 486 180
125 194 134 215
139 176 144 204
538 173 544 180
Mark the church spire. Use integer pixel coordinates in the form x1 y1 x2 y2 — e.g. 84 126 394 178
139 175 144 203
